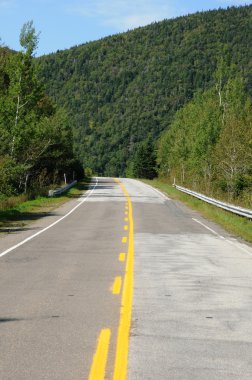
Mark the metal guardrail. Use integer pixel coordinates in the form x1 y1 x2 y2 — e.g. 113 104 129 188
48 180 77 197
174 185 252 219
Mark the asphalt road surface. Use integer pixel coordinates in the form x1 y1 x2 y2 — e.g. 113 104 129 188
1 177 252 380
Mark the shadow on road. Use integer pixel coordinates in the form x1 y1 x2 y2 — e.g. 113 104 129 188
0 210 58 234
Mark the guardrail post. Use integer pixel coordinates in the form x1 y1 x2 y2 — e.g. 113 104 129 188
48 180 77 197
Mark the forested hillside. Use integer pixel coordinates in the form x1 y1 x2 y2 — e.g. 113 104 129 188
38 5 252 176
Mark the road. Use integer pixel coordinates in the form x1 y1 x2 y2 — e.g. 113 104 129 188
1 177 252 380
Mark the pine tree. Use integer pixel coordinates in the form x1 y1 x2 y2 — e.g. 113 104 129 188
131 138 157 179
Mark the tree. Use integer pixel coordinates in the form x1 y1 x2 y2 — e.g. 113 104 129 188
9 21 41 158
0 21 83 197
129 138 157 179
157 63 252 205
214 76 252 199
158 88 222 189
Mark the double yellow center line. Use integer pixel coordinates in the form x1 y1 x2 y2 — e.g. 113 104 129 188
88 178 134 380
113 179 134 380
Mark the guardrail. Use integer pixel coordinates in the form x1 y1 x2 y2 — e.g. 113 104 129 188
48 180 77 197
174 184 252 219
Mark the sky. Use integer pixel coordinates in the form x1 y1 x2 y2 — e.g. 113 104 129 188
0 0 250 56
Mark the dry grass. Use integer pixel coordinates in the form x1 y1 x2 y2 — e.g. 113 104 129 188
0 194 29 211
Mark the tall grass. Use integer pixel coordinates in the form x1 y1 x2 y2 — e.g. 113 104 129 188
0 194 29 211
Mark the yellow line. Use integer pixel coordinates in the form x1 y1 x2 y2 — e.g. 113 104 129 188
119 253 126 262
125 211 128 216
113 178 134 380
124 217 128 222
124 225 128 231
112 276 122 295
122 236 127 243
88 328 111 380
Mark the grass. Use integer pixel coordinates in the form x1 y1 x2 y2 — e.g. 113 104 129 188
0 179 90 232
143 178 252 244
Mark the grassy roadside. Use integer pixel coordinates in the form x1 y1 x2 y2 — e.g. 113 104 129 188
143 178 252 244
0 179 91 233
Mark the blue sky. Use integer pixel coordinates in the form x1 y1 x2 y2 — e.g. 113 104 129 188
0 0 249 56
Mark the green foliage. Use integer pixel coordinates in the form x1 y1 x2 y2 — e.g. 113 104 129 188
127 138 157 179
38 5 252 176
0 22 83 197
214 76 252 198
158 69 252 205
0 157 25 196
85 167 93 177
19 20 40 56
158 87 222 187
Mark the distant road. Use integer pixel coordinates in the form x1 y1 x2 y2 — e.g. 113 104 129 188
1 178 252 379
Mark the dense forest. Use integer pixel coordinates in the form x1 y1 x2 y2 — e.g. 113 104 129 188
0 22 83 199
38 5 252 178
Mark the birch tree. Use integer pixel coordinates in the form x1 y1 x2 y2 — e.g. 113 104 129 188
0 22 81 196
8 21 41 158
214 76 252 199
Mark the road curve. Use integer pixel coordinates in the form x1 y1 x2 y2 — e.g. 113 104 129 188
1 177 252 380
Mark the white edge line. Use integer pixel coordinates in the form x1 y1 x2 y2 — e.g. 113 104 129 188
192 218 222 237
0 177 98 258
192 217 252 257
149 185 170 200
133 179 170 200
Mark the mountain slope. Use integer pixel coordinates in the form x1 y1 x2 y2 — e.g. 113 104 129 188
38 5 252 176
